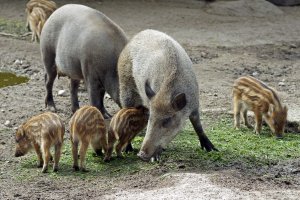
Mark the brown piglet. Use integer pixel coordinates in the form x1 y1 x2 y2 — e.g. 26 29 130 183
105 106 149 161
233 76 288 138
15 112 65 173
69 106 107 172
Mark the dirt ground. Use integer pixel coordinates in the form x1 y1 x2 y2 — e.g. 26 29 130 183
0 0 300 199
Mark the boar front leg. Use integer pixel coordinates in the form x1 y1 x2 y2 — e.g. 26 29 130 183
41 141 51 173
33 143 43 168
70 79 80 113
189 110 217 152
254 111 263 134
53 142 63 172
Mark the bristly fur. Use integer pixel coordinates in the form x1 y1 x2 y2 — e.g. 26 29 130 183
69 105 107 171
15 112 64 173
233 76 288 138
105 106 149 161
25 0 57 42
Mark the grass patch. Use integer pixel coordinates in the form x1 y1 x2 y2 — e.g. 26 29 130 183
17 116 300 181
0 17 27 36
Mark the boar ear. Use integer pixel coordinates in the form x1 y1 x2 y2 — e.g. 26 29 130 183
145 81 156 99
172 93 187 111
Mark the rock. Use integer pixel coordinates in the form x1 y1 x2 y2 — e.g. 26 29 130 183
14 59 23 65
58 90 66 96
290 44 297 49
278 82 285 86
252 71 259 76
1 109 4 113
200 51 207 58
4 120 11 127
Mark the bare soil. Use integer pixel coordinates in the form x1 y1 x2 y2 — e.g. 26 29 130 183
0 0 300 199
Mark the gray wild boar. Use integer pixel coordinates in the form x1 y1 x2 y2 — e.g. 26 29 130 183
40 4 128 118
118 29 217 161
15 112 65 173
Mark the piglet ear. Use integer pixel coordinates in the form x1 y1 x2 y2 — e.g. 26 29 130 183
145 81 156 99
172 93 187 111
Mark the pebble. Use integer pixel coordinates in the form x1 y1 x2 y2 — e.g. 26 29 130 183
1 109 4 113
14 59 22 65
278 82 285 86
58 90 66 96
4 120 11 127
252 71 259 76
290 44 297 49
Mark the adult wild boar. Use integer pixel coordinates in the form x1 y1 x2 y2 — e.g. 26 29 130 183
40 4 127 118
118 29 217 161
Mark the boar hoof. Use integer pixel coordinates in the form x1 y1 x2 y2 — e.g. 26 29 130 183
37 162 43 168
41 167 48 173
80 168 89 173
200 137 218 152
73 165 80 171
137 151 151 162
103 157 110 162
94 149 103 157
53 167 58 172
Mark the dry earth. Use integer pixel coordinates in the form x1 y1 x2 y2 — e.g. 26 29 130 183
0 0 300 199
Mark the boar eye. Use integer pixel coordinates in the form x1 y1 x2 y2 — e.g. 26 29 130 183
162 117 172 128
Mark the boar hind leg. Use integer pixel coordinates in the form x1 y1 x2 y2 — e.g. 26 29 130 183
86 80 111 119
70 79 80 113
41 142 51 173
189 110 217 152
53 142 63 172
242 109 252 129
43 53 57 111
79 138 89 172
71 137 79 171
33 143 43 168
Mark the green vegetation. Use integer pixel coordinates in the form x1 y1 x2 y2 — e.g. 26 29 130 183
0 17 27 36
17 116 300 181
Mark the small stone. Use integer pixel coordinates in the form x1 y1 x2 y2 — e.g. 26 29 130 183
213 93 218 97
278 82 285 86
58 90 66 96
0 141 5 145
252 71 259 76
1 109 4 113
200 52 207 58
290 44 297 48
4 120 11 127
14 59 22 65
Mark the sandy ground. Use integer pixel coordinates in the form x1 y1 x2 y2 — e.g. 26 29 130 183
0 0 300 199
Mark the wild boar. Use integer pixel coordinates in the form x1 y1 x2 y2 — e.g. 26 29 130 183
40 4 128 118
233 76 288 138
27 7 47 42
25 0 57 34
105 106 149 161
15 112 64 173
118 29 217 161
69 105 107 172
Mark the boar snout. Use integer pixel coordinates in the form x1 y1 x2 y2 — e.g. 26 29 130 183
137 146 163 162
15 150 24 157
